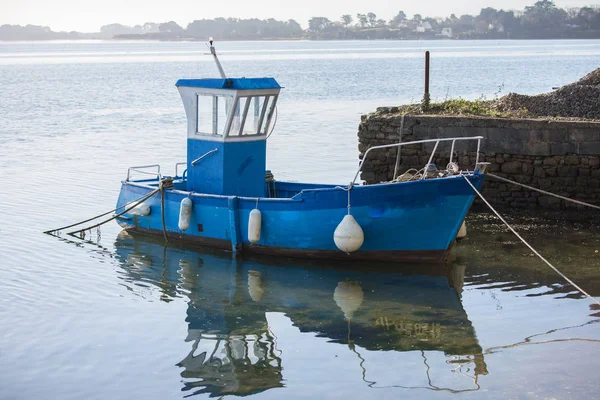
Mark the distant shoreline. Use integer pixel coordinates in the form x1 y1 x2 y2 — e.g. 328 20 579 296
4 4 600 42
2 37 600 42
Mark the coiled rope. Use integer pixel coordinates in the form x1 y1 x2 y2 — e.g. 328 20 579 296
488 173 600 211
462 175 600 306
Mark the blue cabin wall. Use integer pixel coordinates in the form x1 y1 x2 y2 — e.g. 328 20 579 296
187 138 266 197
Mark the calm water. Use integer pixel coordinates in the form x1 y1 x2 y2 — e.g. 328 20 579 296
1 40 600 399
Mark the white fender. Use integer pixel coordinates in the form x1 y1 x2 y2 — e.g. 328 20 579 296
334 214 364 253
130 203 150 216
248 208 262 243
178 197 193 231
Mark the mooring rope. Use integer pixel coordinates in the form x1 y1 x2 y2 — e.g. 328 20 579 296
43 190 158 234
462 175 600 306
66 188 160 237
392 113 406 181
43 189 159 235
488 173 600 211
159 178 171 244
335 183 354 215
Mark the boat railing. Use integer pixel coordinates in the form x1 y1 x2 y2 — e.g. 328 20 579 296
175 162 187 178
352 136 484 185
126 164 161 181
191 148 219 166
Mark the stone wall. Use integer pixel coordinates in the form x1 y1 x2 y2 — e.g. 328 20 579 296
358 108 600 209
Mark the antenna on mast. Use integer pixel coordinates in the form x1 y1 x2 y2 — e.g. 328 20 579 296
208 37 227 79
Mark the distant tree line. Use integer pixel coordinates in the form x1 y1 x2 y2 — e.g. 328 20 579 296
2 1 600 41
0 24 83 40
305 1 600 39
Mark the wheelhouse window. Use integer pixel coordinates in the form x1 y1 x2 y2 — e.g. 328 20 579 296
196 94 230 136
231 95 278 136
196 93 278 137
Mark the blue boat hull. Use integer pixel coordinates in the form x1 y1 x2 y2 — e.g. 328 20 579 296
115 174 484 263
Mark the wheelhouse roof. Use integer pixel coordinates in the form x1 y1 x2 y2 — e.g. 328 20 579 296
175 78 281 90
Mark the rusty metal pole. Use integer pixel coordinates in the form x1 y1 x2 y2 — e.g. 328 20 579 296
423 51 431 111
424 51 430 97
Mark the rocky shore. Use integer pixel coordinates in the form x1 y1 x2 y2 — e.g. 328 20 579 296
357 69 600 210
498 68 600 120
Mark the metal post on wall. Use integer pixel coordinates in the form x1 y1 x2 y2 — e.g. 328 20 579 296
425 51 430 96
422 51 431 111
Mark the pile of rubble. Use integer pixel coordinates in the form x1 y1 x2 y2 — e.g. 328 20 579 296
498 68 600 120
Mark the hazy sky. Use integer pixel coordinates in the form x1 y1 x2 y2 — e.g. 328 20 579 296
1 0 594 32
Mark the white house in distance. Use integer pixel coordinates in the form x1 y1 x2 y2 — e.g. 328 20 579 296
415 21 433 33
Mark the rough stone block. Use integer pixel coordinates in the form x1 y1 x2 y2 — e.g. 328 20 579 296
550 143 577 155
579 168 591 177
577 177 588 186
538 196 562 209
564 155 580 165
375 173 388 182
501 161 522 174
547 130 568 142
488 163 501 172
545 167 557 177
534 166 546 178
367 123 382 131
568 129 600 142
526 142 552 156
514 175 532 184
361 172 376 182
537 178 552 189
558 166 578 177
579 142 600 156
522 163 534 176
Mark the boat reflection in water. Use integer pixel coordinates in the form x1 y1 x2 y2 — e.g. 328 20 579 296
114 232 487 397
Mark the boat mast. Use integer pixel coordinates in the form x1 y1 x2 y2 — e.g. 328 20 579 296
209 37 227 79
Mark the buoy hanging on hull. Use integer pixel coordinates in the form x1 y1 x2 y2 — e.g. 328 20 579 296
178 197 193 231
248 208 262 243
334 214 364 253
131 203 151 216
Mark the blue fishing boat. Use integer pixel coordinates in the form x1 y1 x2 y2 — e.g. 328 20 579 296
115 40 487 263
